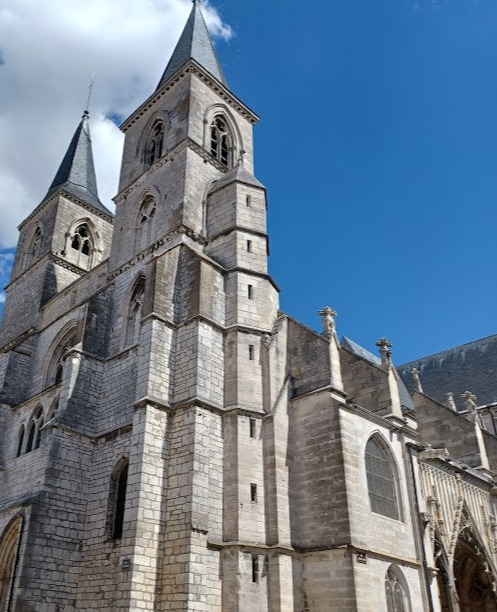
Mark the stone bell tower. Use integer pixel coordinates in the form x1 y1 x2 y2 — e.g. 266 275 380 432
105 2 280 610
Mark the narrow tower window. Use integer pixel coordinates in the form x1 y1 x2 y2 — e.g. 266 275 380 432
27 226 42 265
69 223 93 270
210 116 231 167
247 240 252 253
248 285 253 300
246 195 251 207
249 419 256 439
146 121 165 166
126 277 146 346
113 463 129 539
250 483 258 502
16 426 25 458
252 555 259 583
249 345 255 361
136 196 157 252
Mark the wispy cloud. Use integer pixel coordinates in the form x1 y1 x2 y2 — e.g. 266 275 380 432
0 0 232 249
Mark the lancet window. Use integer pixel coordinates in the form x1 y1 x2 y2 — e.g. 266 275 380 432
107 459 129 540
136 196 156 252
48 330 78 388
24 407 44 454
146 120 165 166
125 277 146 346
69 223 93 270
210 116 231 167
385 567 408 612
365 436 400 520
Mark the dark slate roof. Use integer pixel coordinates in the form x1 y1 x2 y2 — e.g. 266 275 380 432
157 0 227 90
341 336 415 410
341 336 381 367
208 165 265 195
398 334 497 409
46 112 112 217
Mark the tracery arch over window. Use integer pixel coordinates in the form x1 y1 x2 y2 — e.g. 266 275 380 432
365 436 400 520
0 516 23 611
385 567 409 612
107 459 129 540
68 223 93 270
146 120 165 166
27 226 42 265
136 196 156 252
47 329 78 388
126 277 146 346
210 116 232 167
25 407 44 454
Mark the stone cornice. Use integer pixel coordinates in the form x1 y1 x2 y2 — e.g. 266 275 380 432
339 400 419 437
114 137 226 205
207 225 268 243
120 60 259 133
19 188 113 232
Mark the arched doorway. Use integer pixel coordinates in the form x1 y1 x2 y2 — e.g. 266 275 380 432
454 529 497 612
0 516 23 611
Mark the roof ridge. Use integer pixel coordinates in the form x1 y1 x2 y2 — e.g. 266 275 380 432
399 333 497 368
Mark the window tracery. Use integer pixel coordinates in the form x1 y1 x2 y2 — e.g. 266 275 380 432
385 568 408 612
24 407 44 454
126 278 146 346
136 196 156 252
210 116 231 167
26 226 42 267
47 331 78 388
146 120 165 166
365 436 400 520
68 223 93 270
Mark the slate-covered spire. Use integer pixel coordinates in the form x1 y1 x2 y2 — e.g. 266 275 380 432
156 0 227 90
46 111 111 216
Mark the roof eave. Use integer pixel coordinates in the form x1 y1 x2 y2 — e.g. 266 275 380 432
120 60 259 133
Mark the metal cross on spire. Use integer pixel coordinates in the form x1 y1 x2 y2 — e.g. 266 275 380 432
85 71 96 115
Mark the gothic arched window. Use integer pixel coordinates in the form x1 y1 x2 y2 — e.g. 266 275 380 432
26 226 42 267
107 459 129 540
365 436 400 520
0 516 23 612
25 407 44 454
210 116 231 167
146 120 165 166
136 196 156 252
47 330 78 388
68 223 93 270
16 426 25 458
385 567 409 612
125 277 146 346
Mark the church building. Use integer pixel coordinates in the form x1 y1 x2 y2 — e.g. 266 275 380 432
1 2 497 610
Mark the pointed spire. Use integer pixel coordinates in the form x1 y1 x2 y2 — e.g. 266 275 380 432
157 0 227 91
46 112 111 216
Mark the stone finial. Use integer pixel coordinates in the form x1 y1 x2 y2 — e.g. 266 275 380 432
318 306 337 338
445 392 458 412
462 391 477 414
375 338 393 367
411 368 423 393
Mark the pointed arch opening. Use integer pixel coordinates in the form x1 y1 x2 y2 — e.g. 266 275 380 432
385 566 410 612
210 115 232 168
145 120 165 166
24 407 44 454
453 526 497 611
125 276 146 347
26 225 42 268
365 435 401 521
15 426 25 459
0 516 23 611
135 195 157 253
45 325 79 389
107 458 129 540
64 220 97 270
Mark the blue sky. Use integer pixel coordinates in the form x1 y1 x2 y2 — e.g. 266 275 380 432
1 0 497 365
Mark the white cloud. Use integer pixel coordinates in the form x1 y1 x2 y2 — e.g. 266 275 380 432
0 250 15 304
0 0 232 248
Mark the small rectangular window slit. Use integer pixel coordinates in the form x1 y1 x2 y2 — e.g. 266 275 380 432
247 240 252 253
249 345 255 361
252 555 259 583
248 285 253 299
249 418 256 438
246 195 251 207
251 483 257 502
